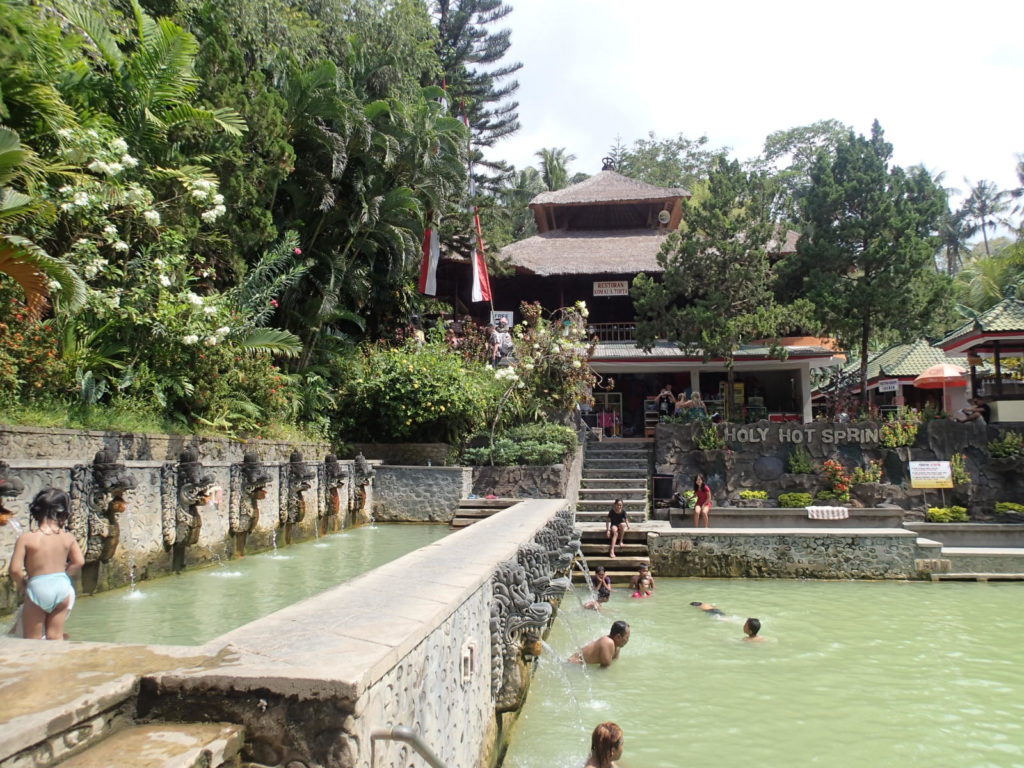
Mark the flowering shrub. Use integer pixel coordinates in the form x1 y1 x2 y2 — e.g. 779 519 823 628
332 342 504 444
786 446 815 474
821 458 852 501
694 423 726 450
950 452 971 485
880 421 918 448
988 431 1024 459
0 287 73 402
851 459 883 484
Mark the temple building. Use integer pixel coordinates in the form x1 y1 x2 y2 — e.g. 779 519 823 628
493 164 842 434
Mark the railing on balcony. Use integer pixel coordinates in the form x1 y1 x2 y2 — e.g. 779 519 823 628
587 322 637 342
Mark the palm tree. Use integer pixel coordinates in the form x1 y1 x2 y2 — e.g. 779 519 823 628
937 205 977 276
0 127 84 316
534 147 577 191
963 179 1010 257
954 251 1024 312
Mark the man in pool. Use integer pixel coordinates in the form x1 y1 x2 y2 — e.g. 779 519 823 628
570 620 630 667
690 600 725 617
743 617 765 642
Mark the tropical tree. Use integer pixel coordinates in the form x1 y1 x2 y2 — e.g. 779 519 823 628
535 147 576 191
778 121 951 404
632 157 811 419
963 179 1010 257
954 244 1024 312
612 131 728 190
936 205 977 276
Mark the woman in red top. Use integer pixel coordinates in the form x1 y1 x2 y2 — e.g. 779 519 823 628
693 473 712 528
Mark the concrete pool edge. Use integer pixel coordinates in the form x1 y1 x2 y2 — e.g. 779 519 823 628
0 499 574 768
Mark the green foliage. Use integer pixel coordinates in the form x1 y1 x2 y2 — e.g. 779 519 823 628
633 156 813 419
778 121 952 404
462 422 577 466
610 131 729 189
880 421 918 448
739 490 768 500
851 459 883 484
694 423 726 451
950 452 971 485
778 492 813 508
926 506 969 523
786 446 815 474
332 341 503 445
815 490 847 502
988 430 1024 459
994 502 1024 517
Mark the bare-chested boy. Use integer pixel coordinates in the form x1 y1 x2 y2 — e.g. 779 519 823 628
630 564 654 598
569 620 630 667
743 617 765 642
8 489 84 640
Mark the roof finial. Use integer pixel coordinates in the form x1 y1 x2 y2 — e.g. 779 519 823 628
601 156 615 171
1007 285 1018 300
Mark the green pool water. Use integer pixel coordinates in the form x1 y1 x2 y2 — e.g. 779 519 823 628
502 578 1024 768
44 524 449 646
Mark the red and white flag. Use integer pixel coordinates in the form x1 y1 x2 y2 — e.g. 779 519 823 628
418 225 440 296
471 215 492 303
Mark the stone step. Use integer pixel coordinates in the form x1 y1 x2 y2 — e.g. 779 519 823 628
580 542 648 556
585 440 653 451
581 478 648 488
930 572 1024 582
575 512 647 524
579 528 648 543
586 450 652 460
583 459 649 470
577 499 647 511
578 488 648 499
583 468 649 479
57 723 244 768
572 570 643 586
458 498 517 509
941 547 1024 574
583 555 650 570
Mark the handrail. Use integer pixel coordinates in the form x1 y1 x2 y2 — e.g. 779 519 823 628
371 725 448 768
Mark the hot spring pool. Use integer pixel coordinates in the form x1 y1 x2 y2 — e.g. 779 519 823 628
14 524 449 646
501 578 1024 768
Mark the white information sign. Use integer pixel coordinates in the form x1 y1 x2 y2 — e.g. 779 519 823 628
490 310 514 327
909 461 953 489
593 280 629 297
877 379 899 393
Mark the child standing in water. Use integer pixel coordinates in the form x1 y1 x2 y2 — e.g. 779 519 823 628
8 488 84 640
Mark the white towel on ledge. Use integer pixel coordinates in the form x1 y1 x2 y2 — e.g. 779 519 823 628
806 506 849 520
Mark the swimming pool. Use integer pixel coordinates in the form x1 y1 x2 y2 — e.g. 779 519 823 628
6 524 449 646
501 578 1024 768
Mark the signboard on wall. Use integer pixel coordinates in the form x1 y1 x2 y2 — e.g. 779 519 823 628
490 310 514 327
877 379 899 393
909 461 953 489
593 280 629 297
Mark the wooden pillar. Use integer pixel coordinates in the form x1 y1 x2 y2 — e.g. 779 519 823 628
800 362 812 423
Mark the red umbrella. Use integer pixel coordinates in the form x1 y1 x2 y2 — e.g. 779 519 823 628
913 363 968 413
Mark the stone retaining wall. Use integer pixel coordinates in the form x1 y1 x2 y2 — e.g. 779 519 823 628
371 466 472 522
348 442 451 466
471 446 584 503
648 529 922 579
0 426 374 613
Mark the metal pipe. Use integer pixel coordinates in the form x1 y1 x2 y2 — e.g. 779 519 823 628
370 725 448 768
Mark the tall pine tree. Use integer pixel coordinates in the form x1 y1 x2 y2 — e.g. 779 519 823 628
778 121 951 404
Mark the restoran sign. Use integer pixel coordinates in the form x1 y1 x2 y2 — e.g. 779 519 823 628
593 280 629 297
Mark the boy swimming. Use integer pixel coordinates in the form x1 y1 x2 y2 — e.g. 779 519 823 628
8 488 84 640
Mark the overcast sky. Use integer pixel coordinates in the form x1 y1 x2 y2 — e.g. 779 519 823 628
492 0 1023 205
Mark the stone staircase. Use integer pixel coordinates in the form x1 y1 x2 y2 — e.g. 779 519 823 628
56 723 244 768
574 439 654 586
450 498 517 528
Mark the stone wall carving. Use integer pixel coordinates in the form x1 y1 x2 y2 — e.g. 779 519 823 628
168 450 214 570
0 461 25 525
229 453 271 556
490 559 553 713
80 449 136 565
319 454 347 534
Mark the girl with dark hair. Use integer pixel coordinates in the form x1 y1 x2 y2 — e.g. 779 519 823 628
693 473 712 528
585 721 624 768
8 488 84 640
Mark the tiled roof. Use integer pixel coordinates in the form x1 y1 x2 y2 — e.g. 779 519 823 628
530 170 689 206
592 340 839 361
844 339 980 380
938 297 1024 348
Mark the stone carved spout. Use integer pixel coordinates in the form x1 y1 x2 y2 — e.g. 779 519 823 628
0 461 25 526
81 449 136 565
174 449 214 550
491 560 554 713
229 452 271 557
320 454 348 534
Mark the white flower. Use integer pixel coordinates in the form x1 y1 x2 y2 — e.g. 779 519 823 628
74 238 91 247
57 129 74 139
87 160 109 175
120 154 138 168
524 363 535 371
60 202 75 211
112 240 129 252
86 129 98 138
183 334 199 345
84 265 98 279
103 225 118 237
73 192 89 206
204 335 218 346
142 210 161 225
215 326 230 336
572 360 582 368
212 194 224 205
59 185 72 194
201 209 219 223
111 138 128 153
203 305 217 315
495 367 518 381
47 280 62 292
193 179 214 191
191 189 208 201
126 185 146 203
108 295 120 308
187 292 204 306
105 162 123 175
159 275 171 287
